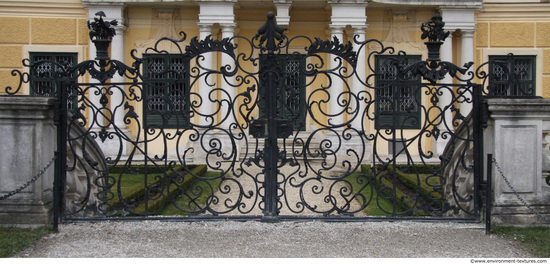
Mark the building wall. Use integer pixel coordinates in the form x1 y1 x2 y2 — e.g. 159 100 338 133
1 0 549 159
475 1 550 98
0 0 88 95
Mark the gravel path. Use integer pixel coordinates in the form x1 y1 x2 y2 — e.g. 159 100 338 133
15 221 531 258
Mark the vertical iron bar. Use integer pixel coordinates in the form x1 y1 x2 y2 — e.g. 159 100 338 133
391 84 398 216
53 95 60 232
486 154 493 235
472 83 485 221
53 81 68 232
144 88 149 217
262 53 280 222
52 149 59 232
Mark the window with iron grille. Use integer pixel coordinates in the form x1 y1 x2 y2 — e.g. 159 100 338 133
489 55 536 96
259 54 306 131
29 52 78 109
143 54 190 129
375 55 422 129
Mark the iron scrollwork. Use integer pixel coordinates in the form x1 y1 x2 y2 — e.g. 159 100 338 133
3 11 489 222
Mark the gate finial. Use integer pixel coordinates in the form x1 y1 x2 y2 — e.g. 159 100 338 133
255 12 285 54
421 14 450 65
88 11 118 62
421 14 450 43
399 14 473 84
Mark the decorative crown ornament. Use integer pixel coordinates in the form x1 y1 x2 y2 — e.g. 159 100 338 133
421 14 450 65
421 14 450 43
401 14 473 84
88 11 119 61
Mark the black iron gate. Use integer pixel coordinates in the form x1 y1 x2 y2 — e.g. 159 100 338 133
5 12 492 226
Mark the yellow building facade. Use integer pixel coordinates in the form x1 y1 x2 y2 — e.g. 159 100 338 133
1 0 549 162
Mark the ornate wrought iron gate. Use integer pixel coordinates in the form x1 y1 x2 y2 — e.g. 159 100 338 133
5 12 491 225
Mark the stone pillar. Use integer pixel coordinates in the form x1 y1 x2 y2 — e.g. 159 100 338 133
220 23 236 130
460 29 476 117
197 23 215 127
327 1 368 165
88 32 104 128
486 98 550 225
84 5 125 129
194 0 237 164
87 5 127 157
350 25 372 163
274 0 292 28
0 97 55 226
96 24 129 157
351 25 367 130
437 31 454 155
110 25 127 130
329 25 345 126
219 23 241 162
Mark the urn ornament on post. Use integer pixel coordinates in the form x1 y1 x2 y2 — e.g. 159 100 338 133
421 14 450 68
88 11 118 63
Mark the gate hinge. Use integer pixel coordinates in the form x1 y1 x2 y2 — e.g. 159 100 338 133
481 99 489 129
53 97 61 126
479 180 489 208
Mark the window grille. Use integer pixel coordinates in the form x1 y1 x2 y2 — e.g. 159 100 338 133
375 55 422 129
143 55 190 128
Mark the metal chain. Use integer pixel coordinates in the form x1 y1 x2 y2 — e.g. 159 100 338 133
0 156 56 200
492 158 550 223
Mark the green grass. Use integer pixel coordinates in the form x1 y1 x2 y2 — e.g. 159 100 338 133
388 166 440 195
348 170 402 216
158 171 222 216
491 226 550 258
109 165 210 215
0 226 52 257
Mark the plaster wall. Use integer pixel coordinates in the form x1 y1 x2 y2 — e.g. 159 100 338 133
475 2 550 98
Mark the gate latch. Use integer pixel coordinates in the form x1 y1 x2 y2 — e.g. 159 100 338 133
250 119 268 138
250 118 293 139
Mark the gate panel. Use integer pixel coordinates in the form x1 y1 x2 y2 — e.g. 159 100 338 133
4 12 486 223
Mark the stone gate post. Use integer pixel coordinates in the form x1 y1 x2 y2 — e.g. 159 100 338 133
0 96 56 226
486 98 550 225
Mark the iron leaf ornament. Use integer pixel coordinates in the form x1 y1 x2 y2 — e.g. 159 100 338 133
88 11 118 41
307 37 357 67
421 14 449 42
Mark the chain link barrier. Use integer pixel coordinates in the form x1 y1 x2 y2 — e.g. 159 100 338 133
0 156 56 201
492 158 550 223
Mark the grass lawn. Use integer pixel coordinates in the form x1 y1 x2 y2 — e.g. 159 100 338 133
491 226 550 258
0 226 52 257
108 165 211 215
347 171 401 216
157 171 222 216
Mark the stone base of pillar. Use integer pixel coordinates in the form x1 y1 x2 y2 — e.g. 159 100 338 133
491 206 550 226
0 200 53 228
436 137 450 157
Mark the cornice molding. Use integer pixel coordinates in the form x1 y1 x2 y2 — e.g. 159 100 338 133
0 0 87 18
477 3 550 21
373 0 482 8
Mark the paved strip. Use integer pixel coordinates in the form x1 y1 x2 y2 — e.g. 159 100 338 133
15 221 531 258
